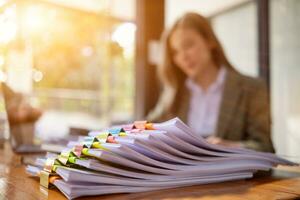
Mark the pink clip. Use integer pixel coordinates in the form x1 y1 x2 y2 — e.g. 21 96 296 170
73 144 84 157
107 135 117 143
122 124 134 131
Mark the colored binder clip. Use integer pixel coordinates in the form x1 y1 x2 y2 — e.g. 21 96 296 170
145 123 154 130
67 156 78 164
40 170 61 188
83 136 97 148
81 133 118 149
134 120 147 130
107 135 117 143
58 149 83 166
73 144 85 157
95 132 117 144
43 157 56 173
119 132 127 136
109 127 125 135
40 157 60 188
133 121 155 131
95 132 110 143
90 142 108 150
40 170 51 188
81 147 91 156
122 124 134 131
58 150 72 165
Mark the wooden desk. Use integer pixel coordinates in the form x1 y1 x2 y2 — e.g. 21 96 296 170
1 141 300 200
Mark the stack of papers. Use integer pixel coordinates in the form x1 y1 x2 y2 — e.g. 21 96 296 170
26 117 296 199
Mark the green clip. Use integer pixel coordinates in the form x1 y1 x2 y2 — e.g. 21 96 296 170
68 156 77 164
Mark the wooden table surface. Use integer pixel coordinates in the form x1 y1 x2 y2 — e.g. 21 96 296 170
1 141 300 200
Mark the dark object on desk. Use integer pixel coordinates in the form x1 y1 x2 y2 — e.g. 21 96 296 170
2 82 42 124
2 83 91 154
253 169 272 177
2 82 44 153
40 127 90 153
21 153 45 165
69 127 90 136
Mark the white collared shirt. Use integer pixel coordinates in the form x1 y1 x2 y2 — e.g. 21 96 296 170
186 67 227 137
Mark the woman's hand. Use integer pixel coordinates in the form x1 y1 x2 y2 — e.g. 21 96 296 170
206 136 243 148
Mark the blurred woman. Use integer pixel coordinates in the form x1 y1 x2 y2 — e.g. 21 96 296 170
148 12 274 152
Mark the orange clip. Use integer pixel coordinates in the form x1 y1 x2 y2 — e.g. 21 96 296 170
134 120 147 130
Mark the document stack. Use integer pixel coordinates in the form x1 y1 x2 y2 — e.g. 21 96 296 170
26 117 295 199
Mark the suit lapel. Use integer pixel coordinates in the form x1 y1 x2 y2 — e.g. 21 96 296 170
216 69 242 138
173 69 242 135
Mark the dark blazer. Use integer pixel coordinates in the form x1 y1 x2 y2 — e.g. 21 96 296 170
148 69 275 152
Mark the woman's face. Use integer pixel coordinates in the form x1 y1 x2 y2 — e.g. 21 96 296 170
170 28 213 79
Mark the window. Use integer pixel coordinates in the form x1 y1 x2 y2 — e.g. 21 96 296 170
270 0 300 161
211 1 258 77
0 0 136 139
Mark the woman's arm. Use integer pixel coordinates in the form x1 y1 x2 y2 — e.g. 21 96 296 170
207 79 275 152
241 79 274 152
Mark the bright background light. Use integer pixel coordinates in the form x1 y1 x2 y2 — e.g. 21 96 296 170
0 6 17 44
112 22 136 56
0 55 4 66
22 5 46 34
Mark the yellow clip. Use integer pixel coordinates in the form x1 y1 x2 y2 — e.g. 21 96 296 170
91 142 109 151
43 158 55 173
119 132 126 136
40 170 61 188
82 148 91 156
96 132 110 143
40 170 50 188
